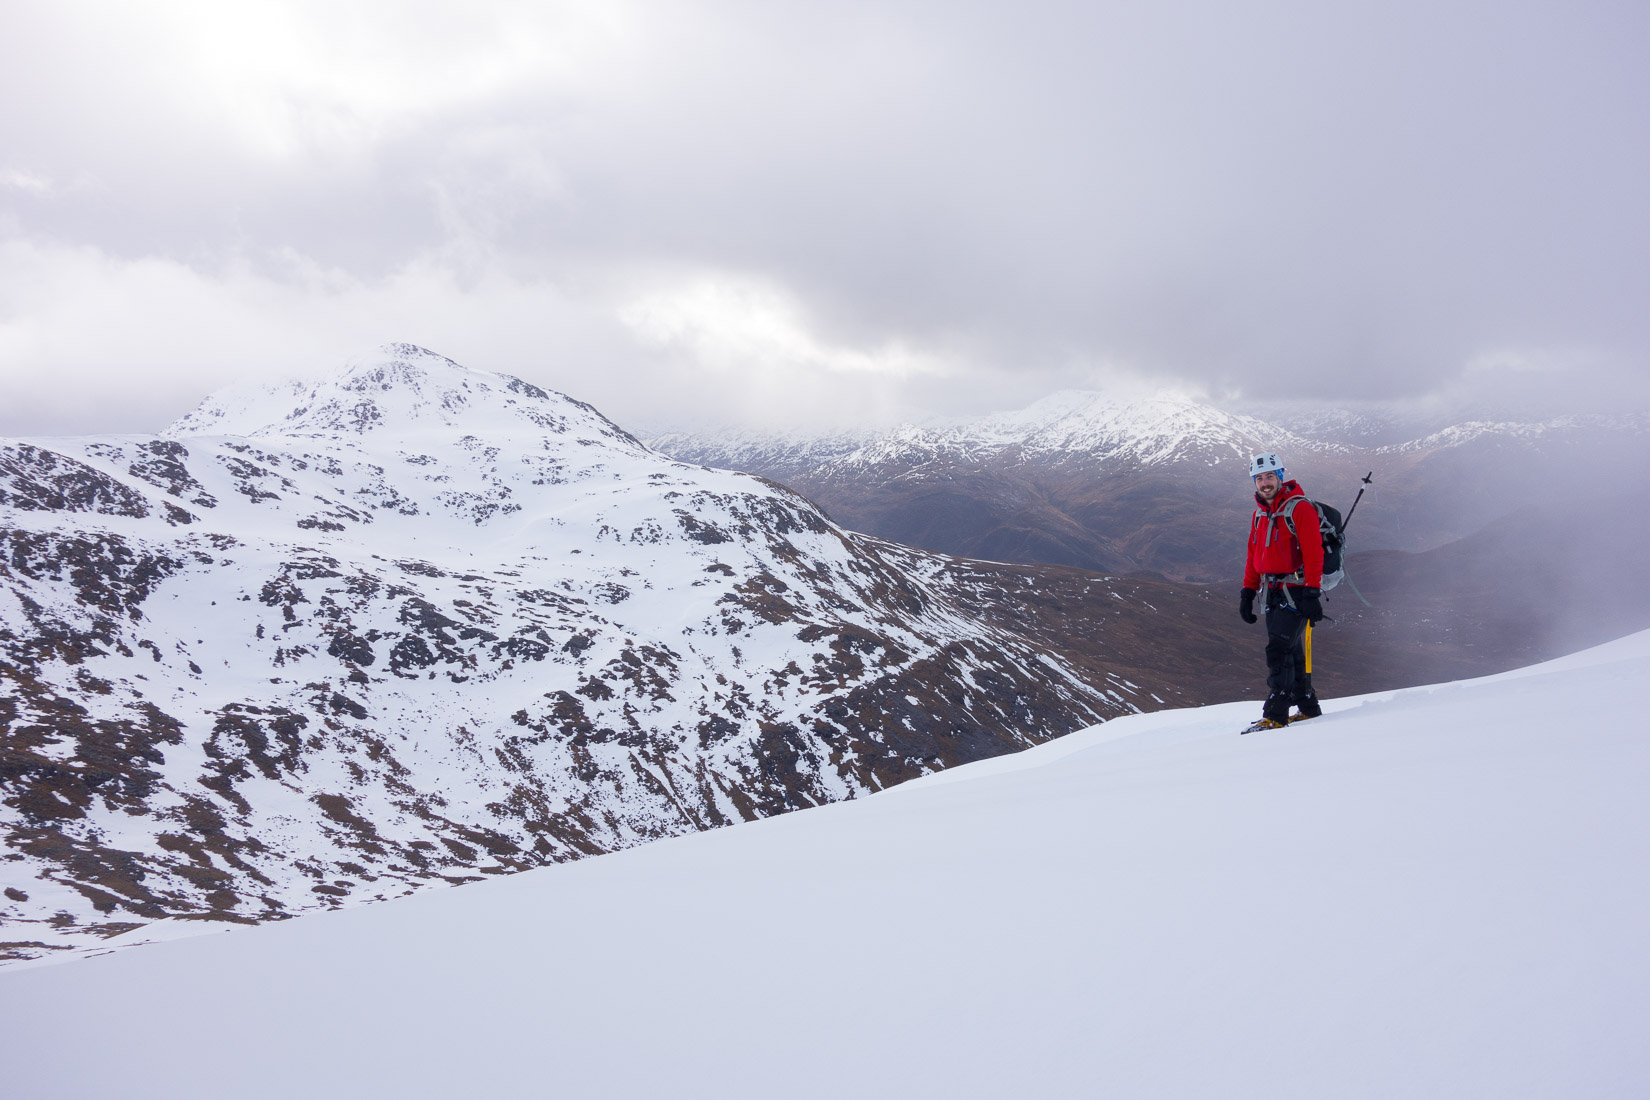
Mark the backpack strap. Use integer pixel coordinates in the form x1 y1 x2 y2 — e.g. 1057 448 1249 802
1340 570 1372 608
1274 495 1308 538
1254 503 1283 548
1255 496 1308 550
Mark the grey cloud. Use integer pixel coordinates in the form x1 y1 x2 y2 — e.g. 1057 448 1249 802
3 0 1648 435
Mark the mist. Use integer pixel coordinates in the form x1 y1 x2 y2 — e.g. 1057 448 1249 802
1320 478 1650 697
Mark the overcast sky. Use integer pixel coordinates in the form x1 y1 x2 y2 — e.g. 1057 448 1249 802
3 0 1647 436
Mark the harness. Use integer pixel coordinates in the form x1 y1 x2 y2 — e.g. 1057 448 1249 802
1251 496 1313 604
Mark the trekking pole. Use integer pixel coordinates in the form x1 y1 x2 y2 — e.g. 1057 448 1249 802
1336 472 1375 609
1341 471 1374 531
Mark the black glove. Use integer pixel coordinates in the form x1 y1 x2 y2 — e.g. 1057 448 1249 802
1295 587 1324 624
1239 587 1257 624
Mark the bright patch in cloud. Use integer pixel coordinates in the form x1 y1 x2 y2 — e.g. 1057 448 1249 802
620 274 943 381
0 168 51 194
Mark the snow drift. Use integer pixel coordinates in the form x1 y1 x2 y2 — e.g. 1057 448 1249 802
3 629 1646 1099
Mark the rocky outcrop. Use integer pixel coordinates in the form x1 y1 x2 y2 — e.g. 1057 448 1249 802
2 346 1238 964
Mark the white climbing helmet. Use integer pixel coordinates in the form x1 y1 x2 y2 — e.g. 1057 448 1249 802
1249 452 1285 479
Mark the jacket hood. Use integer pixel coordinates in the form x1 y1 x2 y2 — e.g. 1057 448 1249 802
1254 478 1305 512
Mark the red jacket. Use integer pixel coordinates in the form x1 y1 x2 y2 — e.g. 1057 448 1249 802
1244 479 1324 589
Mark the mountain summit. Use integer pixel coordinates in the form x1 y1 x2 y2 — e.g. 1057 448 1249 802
2 347 1246 964
167 343 640 449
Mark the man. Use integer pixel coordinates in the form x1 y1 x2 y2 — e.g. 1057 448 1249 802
1239 452 1324 729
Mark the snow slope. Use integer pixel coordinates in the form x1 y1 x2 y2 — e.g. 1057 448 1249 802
4 631 1646 1099
2 344 1181 961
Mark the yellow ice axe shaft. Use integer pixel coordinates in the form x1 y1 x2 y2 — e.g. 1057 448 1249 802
1304 619 1313 675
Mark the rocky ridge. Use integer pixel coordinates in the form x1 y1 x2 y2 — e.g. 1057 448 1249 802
2 345 1233 964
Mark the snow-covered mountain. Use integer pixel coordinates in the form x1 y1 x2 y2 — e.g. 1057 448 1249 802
5 630 1645 1098
650 391 1649 580
649 390 1337 479
653 389 1643 478
5 345 1253 963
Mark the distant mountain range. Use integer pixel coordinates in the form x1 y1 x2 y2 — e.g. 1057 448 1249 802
6 347 1647 965
648 391 1649 583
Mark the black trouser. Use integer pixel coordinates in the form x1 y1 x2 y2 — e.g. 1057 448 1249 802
1263 586 1313 719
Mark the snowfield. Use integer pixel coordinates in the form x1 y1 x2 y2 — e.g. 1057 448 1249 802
3 630 1646 1098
